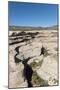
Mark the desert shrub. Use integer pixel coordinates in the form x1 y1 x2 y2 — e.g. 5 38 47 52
30 60 43 69
30 62 37 68
32 71 48 86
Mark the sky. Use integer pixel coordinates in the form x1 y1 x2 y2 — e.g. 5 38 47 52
8 2 58 27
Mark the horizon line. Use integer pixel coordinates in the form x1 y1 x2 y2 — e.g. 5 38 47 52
9 24 58 28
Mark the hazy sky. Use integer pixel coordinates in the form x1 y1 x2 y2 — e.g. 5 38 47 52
8 2 58 27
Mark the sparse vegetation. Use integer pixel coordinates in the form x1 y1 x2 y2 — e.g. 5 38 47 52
30 60 43 69
32 71 48 86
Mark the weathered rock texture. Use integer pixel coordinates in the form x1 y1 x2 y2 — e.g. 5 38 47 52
9 30 58 88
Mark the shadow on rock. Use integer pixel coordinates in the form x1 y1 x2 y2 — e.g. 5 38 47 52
14 45 33 87
22 60 33 87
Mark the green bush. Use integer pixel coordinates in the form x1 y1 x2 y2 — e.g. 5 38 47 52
32 71 49 86
30 60 43 69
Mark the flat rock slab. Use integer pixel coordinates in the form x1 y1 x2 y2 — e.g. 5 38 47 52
37 56 58 85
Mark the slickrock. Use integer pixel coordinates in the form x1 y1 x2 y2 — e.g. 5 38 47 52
9 30 58 88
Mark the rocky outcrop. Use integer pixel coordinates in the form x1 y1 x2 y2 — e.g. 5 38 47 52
9 30 58 88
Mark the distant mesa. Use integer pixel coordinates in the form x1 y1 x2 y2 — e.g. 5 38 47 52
9 25 58 31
